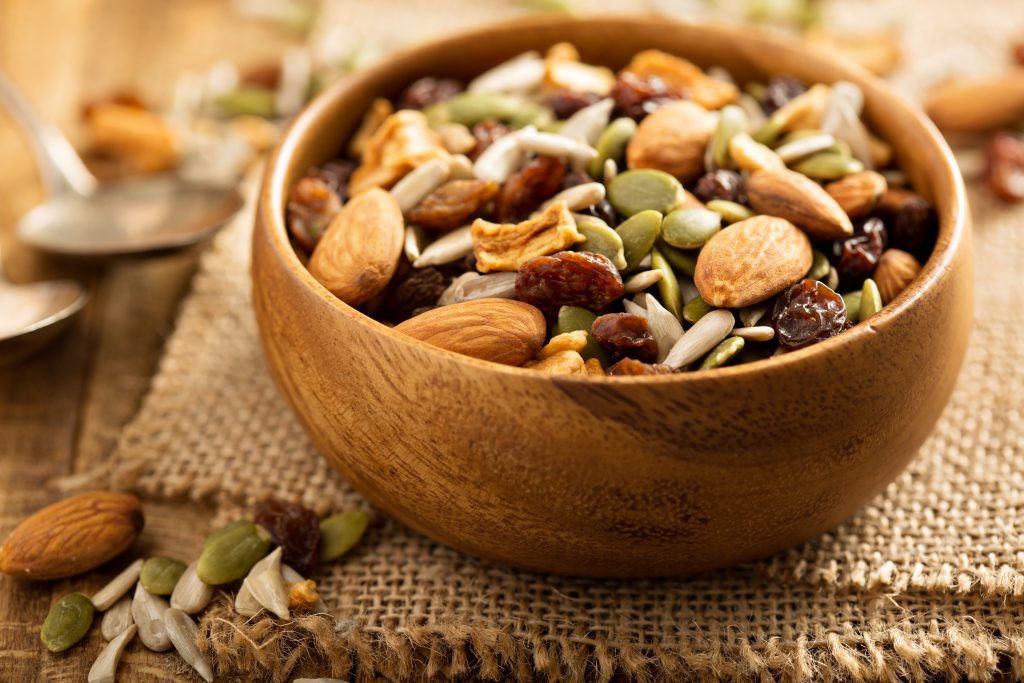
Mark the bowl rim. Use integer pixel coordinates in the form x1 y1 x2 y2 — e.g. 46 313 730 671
258 14 968 385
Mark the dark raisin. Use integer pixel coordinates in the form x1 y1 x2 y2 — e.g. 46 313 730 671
397 77 464 110
606 358 675 375
762 75 807 115
407 179 500 231
611 72 686 121
515 251 625 315
386 267 453 321
469 119 510 161
253 499 321 575
311 159 358 203
494 156 566 223
983 130 1024 202
832 217 887 290
772 279 848 350
562 172 618 224
463 251 479 272
693 170 746 204
547 90 602 119
591 313 659 363
286 176 342 251
1013 41 1024 66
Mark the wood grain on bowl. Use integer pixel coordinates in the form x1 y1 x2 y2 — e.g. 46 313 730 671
252 17 971 577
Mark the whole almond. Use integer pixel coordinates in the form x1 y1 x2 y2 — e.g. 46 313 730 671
824 170 888 219
694 216 812 308
626 101 716 184
309 187 404 305
874 248 922 304
0 491 143 580
394 298 546 366
747 168 853 240
924 72 1024 134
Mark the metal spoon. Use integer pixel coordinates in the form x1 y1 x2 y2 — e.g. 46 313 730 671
0 246 88 364
0 73 244 256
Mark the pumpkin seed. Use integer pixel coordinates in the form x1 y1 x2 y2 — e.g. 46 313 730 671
709 104 747 169
414 225 475 268
201 518 250 549
197 520 271 585
661 207 722 249
615 209 663 272
589 117 637 178
213 88 276 118
792 152 864 180
607 169 681 218
554 306 609 365
655 238 698 277
683 296 714 324
731 326 775 342
752 116 785 145
859 278 882 321
651 248 683 321
842 291 862 324
664 309 735 369
473 126 534 183
805 249 831 281
643 293 684 362
132 583 171 652
774 132 835 163
390 158 450 213
739 302 770 328
88 624 136 683
319 510 370 562
431 92 546 128
170 561 215 615
242 547 290 619
163 608 214 683
540 182 605 213
700 336 745 369
825 266 840 291
518 129 598 165
91 558 144 611
140 557 186 596
622 270 663 294
576 218 627 270
467 51 545 95
559 97 615 145
41 592 94 653
705 199 755 224
100 595 133 641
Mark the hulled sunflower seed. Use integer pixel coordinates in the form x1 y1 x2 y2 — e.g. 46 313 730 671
100 595 134 641
731 326 775 342
644 293 684 362
468 51 545 94
91 558 144 611
436 123 476 155
390 158 450 213
603 157 617 184
473 126 534 183
234 581 261 618
163 608 214 683
412 225 473 268
131 583 171 652
517 129 598 164
440 271 518 305
822 81 873 167
623 269 663 294
738 302 770 328
559 97 615 145
447 153 475 180
169 561 215 615
404 225 427 263
88 624 136 683
664 308 735 369
774 132 836 163
241 547 289 620
437 272 480 306
622 298 647 317
539 182 605 213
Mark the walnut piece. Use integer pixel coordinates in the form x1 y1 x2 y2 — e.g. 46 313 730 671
471 201 584 273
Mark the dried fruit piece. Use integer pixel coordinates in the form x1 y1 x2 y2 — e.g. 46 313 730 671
536 330 589 359
693 169 745 204
469 119 510 160
288 579 320 611
524 349 588 374
319 511 370 562
606 358 675 375
746 168 853 240
254 498 321 576
472 201 583 272
591 313 659 363
761 75 807 115
624 50 739 109
139 557 186 596
386 267 453 321
874 248 922 304
873 188 936 256
197 520 272 585
286 176 342 251
626 101 717 183
833 217 886 289
543 46 615 95
824 170 887 218
772 280 848 350
408 179 499 230
41 593 94 653
85 103 178 172
398 77 464 110
516 251 625 314
349 110 450 195
494 156 567 222
983 130 1024 201
547 90 603 119
348 97 394 159
610 71 686 121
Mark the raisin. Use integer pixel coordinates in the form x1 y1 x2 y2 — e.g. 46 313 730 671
611 72 686 121
253 499 321 575
397 77 464 110
563 172 617 224
591 313 659 363
772 279 848 350
547 90 602 119
408 179 500 231
832 217 887 290
286 176 342 252
385 267 454 321
762 75 807 115
983 130 1024 202
693 170 746 204
469 119 510 160
311 159 358 203
515 251 625 315
1014 41 1024 66
606 358 675 375
494 156 567 223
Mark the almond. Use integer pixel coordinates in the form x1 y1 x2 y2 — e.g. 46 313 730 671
309 188 404 305
694 216 812 308
0 491 143 580
874 248 922 304
394 298 546 366
924 72 1024 134
824 170 888 219
746 168 853 240
625 101 716 184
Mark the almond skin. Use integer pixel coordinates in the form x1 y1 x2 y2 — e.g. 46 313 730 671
747 169 854 240
824 170 888 219
626 101 716 184
0 491 144 580
694 216 812 308
394 298 546 366
874 248 922 304
309 187 404 305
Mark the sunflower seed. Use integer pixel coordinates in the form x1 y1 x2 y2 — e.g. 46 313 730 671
413 225 473 267
517 129 598 164
131 583 171 652
739 302 770 327
447 153 475 180
622 270 663 294
644 293 684 362
439 271 517 305
539 182 605 213
559 97 615 145
91 558 144 611
468 51 545 94
390 158 450 213
603 158 617 184
293 679 347 683
234 581 262 618
242 547 289 619
404 225 427 263
822 81 873 168
437 272 480 306
731 326 775 342
473 126 534 183
774 132 835 163
664 308 735 369
100 596 134 641
436 123 477 155
170 561 215 615
736 93 767 131
163 608 214 683
622 299 646 317
88 624 136 683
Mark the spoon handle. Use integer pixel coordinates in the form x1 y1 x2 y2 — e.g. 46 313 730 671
0 72 98 197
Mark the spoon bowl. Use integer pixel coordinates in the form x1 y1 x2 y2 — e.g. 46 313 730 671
0 277 88 364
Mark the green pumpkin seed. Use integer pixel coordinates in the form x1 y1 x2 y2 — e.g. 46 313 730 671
588 117 637 179
752 116 785 145
615 210 663 272
202 519 251 549
319 511 370 562
859 278 882 322
700 336 745 369
705 199 755 224
792 152 864 180
655 238 699 277
197 521 271 585
744 82 767 101
41 593 94 653
842 291 862 324
554 306 610 364
805 249 831 281
683 296 715 324
576 218 627 270
140 557 187 596
426 93 548 128
662 208 722 249
650 248 683 321
213 88 276 118
710 104 748 169
607 169 681 218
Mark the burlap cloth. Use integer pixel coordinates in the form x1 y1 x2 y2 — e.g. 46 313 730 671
111 2 1024 680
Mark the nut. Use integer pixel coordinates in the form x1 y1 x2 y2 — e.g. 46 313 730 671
728 132 785 173
288 579 320 610
535 330 589 360
0 491 143 580
624 49 739 110
349 110 450 195
746 168 853 240
523 349 587 374
85 103 178 173
824 170 888 218
309 188 405 305
471 201 583 272
874 248 922 304
984 130 1024 201
924 73 1024 134
543 43 615 95
394 298 547 366
625 101 717 184
694 215 813 308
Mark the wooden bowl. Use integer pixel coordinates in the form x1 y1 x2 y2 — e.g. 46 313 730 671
252 17 971 577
